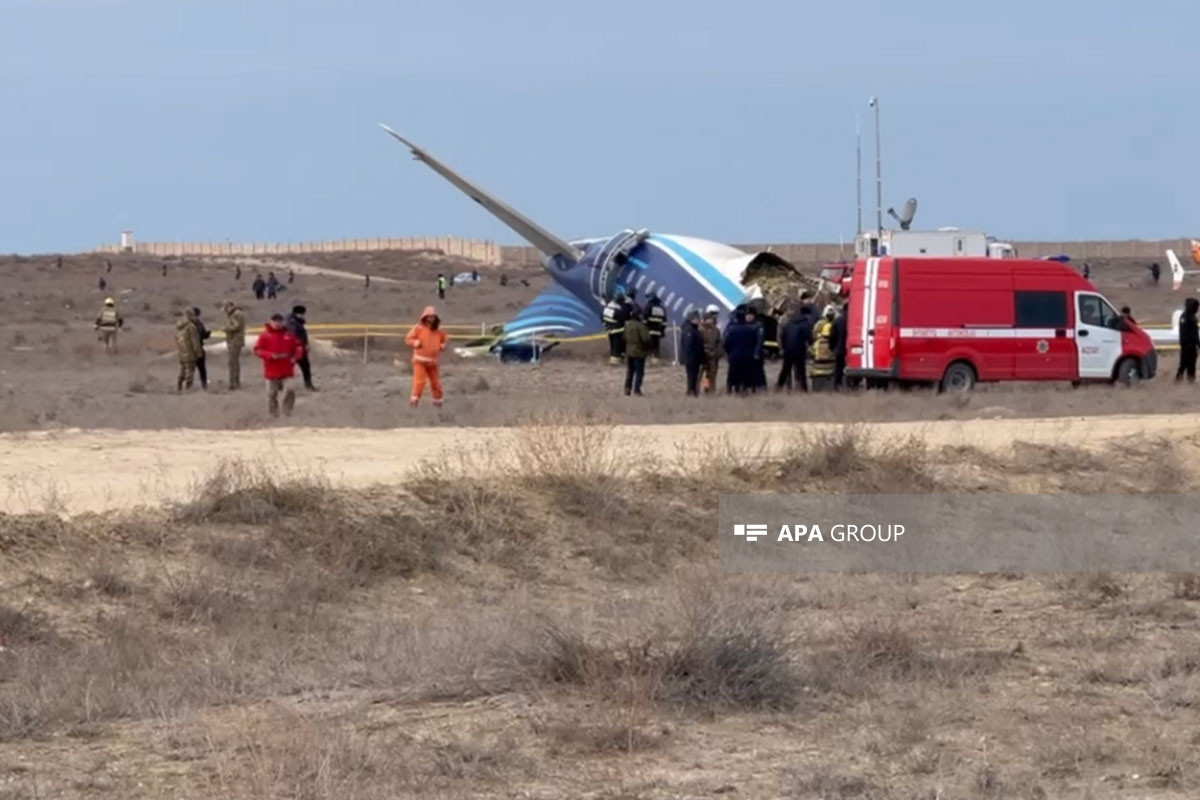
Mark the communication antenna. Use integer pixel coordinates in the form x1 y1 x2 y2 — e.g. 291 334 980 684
855 115 863 235
869 95 882 235
887 197 918 230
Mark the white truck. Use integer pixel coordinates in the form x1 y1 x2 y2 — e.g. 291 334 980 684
855 227 1017 259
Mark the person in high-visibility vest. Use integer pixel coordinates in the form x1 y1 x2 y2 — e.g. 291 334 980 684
602 292 628 366
644 292 667 362
437 273 448 300
94 298 123 354
809 305 838 392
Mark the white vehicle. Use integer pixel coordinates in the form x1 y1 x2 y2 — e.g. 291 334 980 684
853 198 1016 260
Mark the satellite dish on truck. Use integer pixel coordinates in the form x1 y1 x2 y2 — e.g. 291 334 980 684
887 197 918 230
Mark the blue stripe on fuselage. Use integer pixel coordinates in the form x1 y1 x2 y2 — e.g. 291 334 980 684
647 236 745 309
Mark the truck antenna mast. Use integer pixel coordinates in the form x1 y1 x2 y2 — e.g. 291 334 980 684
869 95 883 236
856 114 863 236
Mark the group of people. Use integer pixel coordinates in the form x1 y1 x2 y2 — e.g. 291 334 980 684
608 290 849 398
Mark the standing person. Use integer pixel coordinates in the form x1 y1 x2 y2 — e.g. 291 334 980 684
810 305 838 391
405 306 448 407
56 256 62 270
700 305 724 393
777 300 815 392
831 301 849 390
223 300 246 390
94 297 123 354
191 307 212 390
287 268 295 285
680 308 705 397
722 306 759 395
745 306 767 392
266 272 280 300
760 303 781 362
235 264 242 281
161 262 167 277
106 259 112 273
287 305 317 391
98 276 107 292
644 292 667 362
1151 262 1161 286
253 313 305 417
1177 298 1200 383
174 308 203 392
364 273 371 290
436 273 447 300
602 292 627 366
1082 262 1091 280
622 308 651 396
252 273 266 300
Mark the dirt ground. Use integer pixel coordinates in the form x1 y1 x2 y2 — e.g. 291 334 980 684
4 250 1200 799
0 252 1197 434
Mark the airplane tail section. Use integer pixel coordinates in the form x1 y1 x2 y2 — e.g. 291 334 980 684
1169 249 1186 291
379 124 582 265
1191 239 1200 266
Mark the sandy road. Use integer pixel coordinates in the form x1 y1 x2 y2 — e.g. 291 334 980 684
2 413 1197 515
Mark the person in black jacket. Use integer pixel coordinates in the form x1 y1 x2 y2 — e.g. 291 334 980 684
831 301 849 390
777 300 815 392
288 305 318 391
1177 297 1200 383
723 306 761 395
191 307 212 390
680 309 706 396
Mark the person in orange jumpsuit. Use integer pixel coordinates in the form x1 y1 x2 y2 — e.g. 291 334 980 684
405 305 448 407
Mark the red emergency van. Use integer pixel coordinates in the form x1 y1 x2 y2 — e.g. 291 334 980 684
844 257 1157 391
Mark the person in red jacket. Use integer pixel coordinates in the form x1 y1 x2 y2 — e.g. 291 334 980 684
253 313 305 417
404 305 448 407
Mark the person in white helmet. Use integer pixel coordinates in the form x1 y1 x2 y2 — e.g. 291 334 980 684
94 297 123 354
699 304 724 393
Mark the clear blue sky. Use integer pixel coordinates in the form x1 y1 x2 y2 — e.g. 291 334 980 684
3 0 1197 253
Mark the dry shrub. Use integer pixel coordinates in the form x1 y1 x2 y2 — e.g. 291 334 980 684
777 426 935 492
786 769 882 799
509 588 800 714
1170 573 1200 601
174 459 334 525
1059 573 1128 606
509 413 627 519
0 605 50 645
0 513 71 553
88 560 134 598
800 623 1008 698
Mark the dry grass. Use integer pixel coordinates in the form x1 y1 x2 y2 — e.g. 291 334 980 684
4 420 1200 797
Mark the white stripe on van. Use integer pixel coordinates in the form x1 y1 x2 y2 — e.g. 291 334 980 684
898 328 1074 339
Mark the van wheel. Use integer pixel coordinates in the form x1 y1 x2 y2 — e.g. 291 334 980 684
1114 358 1141 386
940 362 976 393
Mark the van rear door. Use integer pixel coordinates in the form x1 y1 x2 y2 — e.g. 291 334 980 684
846 257 895 375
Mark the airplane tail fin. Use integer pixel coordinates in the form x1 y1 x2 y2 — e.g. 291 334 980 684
1168 249 1185 291
1191 239 1200 266
379 124 582 265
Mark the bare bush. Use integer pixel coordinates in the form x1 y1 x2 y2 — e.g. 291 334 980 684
174 459 335 524
0 605 50 645
777 426 935 492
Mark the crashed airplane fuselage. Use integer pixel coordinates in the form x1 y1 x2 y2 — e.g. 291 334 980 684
380 124 810 344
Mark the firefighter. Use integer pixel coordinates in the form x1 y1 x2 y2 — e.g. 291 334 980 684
644 291 667 362
758 300 781 362
1177 297 1199 383
174 308 203 392
223 300 246 390
405 305 448 407
94 297 123 354
810 305 838 391
602 292 627 366
700 305 724 393
831 300 849 390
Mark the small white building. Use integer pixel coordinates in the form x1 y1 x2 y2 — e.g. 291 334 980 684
120 230 134 253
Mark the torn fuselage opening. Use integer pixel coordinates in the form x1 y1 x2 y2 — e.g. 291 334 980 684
740 252 834 313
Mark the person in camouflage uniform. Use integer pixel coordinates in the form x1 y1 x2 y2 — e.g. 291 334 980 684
223 300 246 390
175 308 203 392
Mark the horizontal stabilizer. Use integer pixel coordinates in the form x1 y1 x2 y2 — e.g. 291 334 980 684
380 124 582 264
